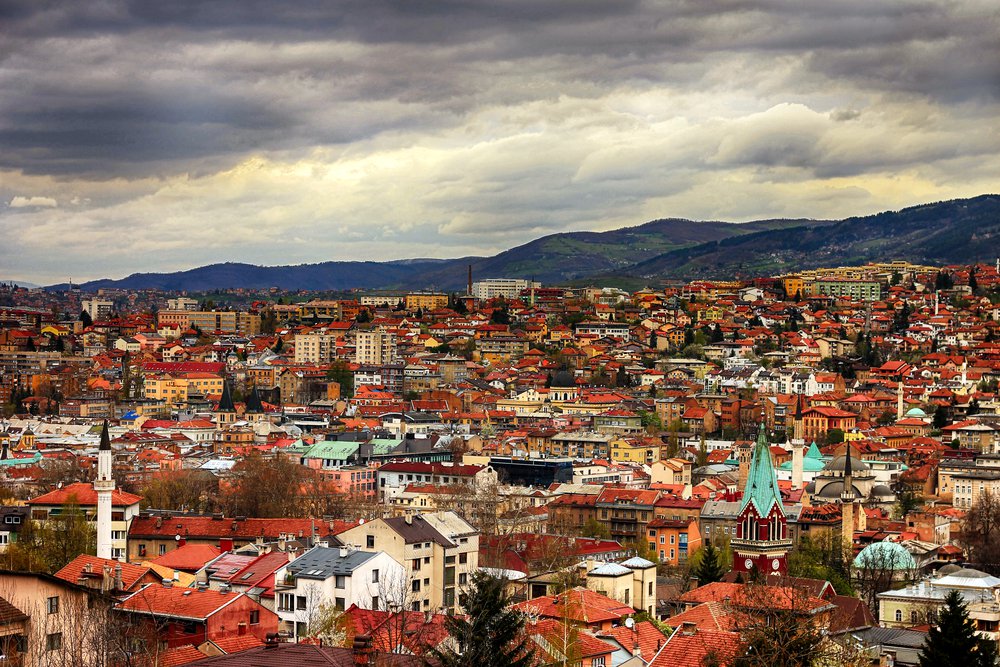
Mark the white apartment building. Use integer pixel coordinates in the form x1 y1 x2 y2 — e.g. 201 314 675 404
81 298 114 320
294 331 339 363
471 278 540 301
274 546 404 640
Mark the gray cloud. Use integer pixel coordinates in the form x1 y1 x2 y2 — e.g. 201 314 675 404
0 0 998 281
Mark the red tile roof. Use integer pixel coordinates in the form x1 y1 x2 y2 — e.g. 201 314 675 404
55 554 153 591
649 626 741 667
513 587 634 626
29 482 142 507
129 515 348 541
118 584 248 620
151 543 222 572
597 620 669 658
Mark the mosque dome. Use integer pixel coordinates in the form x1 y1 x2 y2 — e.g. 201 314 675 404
825 456 871 473
853 542 916 571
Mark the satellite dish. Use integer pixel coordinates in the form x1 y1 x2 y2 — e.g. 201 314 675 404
358 518 365 525
175 534 181 541
624 617 635 629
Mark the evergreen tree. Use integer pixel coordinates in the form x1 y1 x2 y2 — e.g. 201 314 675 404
432 572 534 667
693 542 725 586
919 590 998 667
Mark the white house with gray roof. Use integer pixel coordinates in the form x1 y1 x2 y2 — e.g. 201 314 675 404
273 545 404 641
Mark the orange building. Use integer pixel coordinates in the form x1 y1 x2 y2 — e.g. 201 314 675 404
646 518 702 566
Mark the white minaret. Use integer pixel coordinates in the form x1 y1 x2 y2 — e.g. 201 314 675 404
791 396 806 490
897 381 905 421
95 421 115 560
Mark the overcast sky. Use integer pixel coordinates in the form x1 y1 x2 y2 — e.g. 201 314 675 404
2 1 998 284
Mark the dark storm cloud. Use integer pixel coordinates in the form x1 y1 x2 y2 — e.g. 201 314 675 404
1 0 995 176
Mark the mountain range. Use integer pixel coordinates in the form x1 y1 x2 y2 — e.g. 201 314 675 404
47 194 1000 292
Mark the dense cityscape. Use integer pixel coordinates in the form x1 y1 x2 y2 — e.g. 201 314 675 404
0 261 999 664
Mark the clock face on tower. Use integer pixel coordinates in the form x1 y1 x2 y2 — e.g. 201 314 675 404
744 558 754 570
772 559 780 571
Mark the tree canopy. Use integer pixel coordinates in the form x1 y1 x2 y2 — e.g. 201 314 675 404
432 572 534 667
919 590 997 667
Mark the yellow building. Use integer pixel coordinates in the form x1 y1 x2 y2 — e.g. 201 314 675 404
609 438 660 464
143 372 223 406
783 275 805 299
405 293 448 311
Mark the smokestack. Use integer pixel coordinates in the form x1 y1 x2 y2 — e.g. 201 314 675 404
467 265 472 297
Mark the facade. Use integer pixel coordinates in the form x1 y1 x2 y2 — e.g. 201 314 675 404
471 279 538 301
355 330 399 365
336 511 479 614
28 482 141 562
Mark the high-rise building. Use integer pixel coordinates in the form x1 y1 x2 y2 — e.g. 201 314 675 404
354 330 398 365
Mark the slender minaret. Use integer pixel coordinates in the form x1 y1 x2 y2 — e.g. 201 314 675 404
896 381 905 421
841 444 856 554
95 421 115 560
791 396 806 490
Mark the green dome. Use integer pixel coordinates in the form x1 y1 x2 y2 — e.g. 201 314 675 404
779 458 826 472
905 407 928 418
853 541 916 570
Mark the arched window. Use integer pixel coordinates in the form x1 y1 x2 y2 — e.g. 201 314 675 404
895 609 903 622
911 611 918 624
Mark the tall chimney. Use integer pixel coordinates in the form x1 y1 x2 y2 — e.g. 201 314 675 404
467 265 473 297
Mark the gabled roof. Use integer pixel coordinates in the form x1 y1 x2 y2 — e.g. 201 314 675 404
55 554 153 591
29 482 142 508
118 584 249 621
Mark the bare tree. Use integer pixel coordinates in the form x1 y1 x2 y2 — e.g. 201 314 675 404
961 490 1000 576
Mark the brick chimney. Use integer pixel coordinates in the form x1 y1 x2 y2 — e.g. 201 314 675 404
352 634 373 666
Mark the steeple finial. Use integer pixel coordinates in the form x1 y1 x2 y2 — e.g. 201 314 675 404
217 379 236 413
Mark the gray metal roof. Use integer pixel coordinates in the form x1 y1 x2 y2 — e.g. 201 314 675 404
287 547 378 580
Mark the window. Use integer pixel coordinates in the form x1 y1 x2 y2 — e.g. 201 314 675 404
593 658 606 667
111 530 126 541
335 575 346 589
411 601 421 611
459 573 468 585
159 544 167 556
412 559 421 571
138 544 147 557
335 597 345 611
366 535 375 549
296 596 306 611
46 633 62 651
372 569 379 583
0 534 7 545
372 596 379 610
47 596 59 614
249 610 259 625
279 594 293 612
412 580 421 592
895 609 903 622
911 611 918 624
459 553 468 564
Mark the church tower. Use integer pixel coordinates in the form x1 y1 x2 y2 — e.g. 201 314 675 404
732 424 793 576
214 379 237 429
94 421 115 560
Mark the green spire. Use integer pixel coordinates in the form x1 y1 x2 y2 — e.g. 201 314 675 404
740 424 785 517
806 441 823 459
